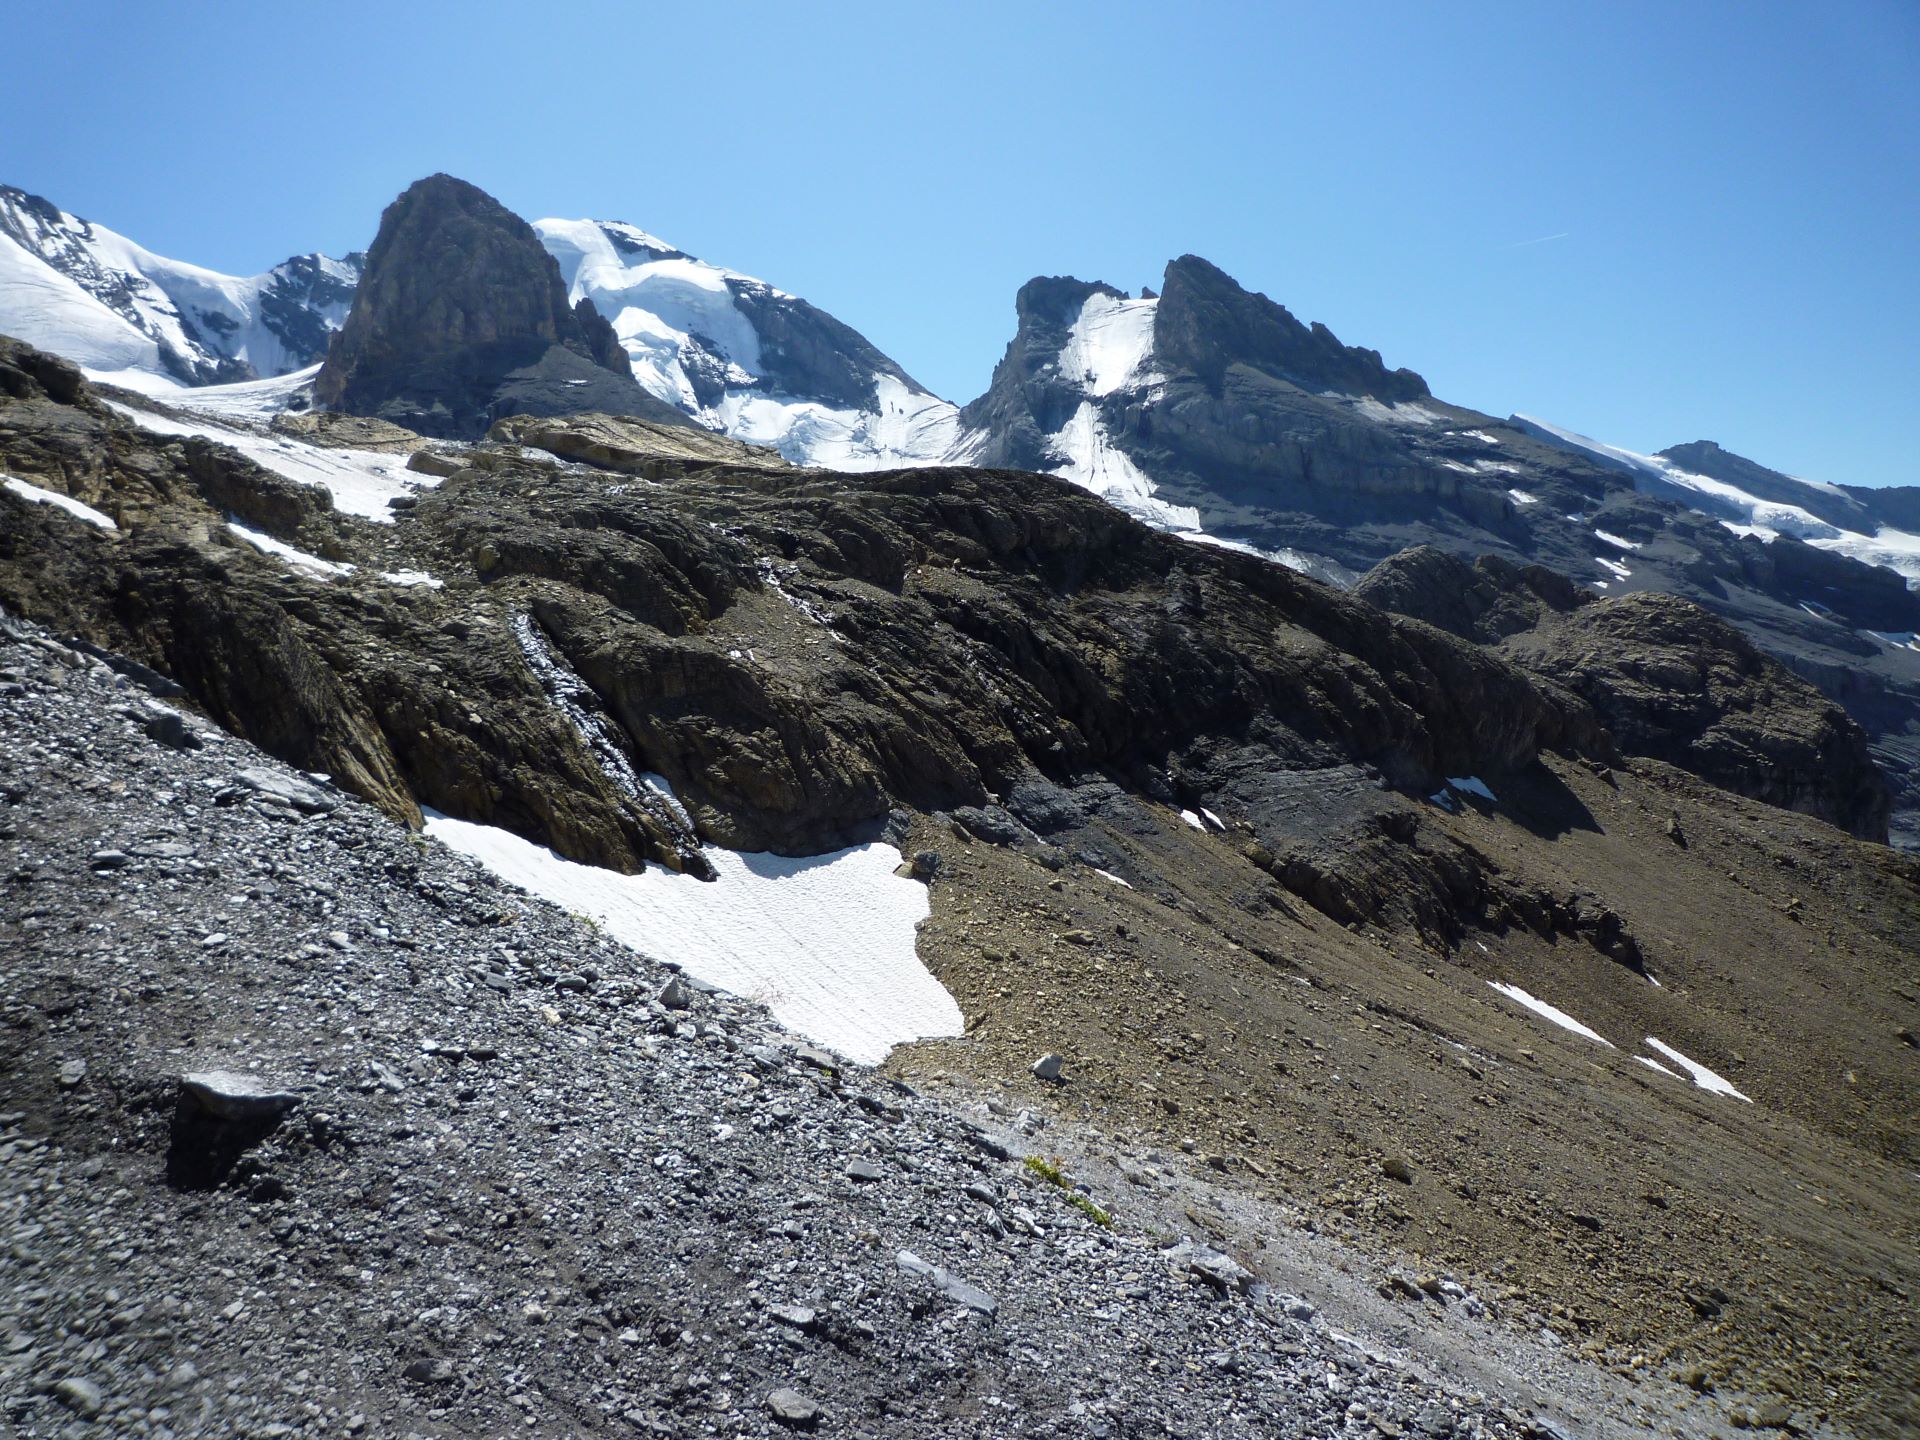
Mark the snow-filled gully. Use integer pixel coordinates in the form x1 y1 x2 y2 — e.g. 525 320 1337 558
430 616 964 1065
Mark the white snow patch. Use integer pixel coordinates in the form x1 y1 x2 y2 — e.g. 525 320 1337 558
1447 776 1497 803
1487 982 1614 1047
1593 529 1642 551
1595 556 1633 581
2 474 117 531
1865 630 1920 653
1352 397 1446 426
1057 292 1159 396
1643 1037 1751 1102
105 399 433 522
714 374 963 471
1048 400 1201 531
422 812 960 1066
1177 531 1358 588
1635 1055 1682 1079
1178 809 1206 832
225 520 353 578
1093 868 1134 890
380 570 443 589
1200 807 1225 830
1507 488 1538 506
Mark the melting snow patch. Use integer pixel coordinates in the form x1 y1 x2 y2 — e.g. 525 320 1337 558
380 570 443 588
1635 1055 1682 1079
1487 982 1614 1047
1178 809 1207 832
1593 529 1642 551
106 400 432 522
1865 630 1920 653
1643 1037 1751 1102
1093 868 1134 890
422 812 960 1066
1595 556 1632 582
1507 489 1538 506
226 520 352 577
3 474 117 530
1200 807 1225 830
1448 776 1496 803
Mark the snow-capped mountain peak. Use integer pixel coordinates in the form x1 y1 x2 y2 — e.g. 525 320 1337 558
533 215 962 469
0 185 361 385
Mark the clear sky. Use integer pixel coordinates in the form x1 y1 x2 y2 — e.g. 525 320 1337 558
5 0 1916 486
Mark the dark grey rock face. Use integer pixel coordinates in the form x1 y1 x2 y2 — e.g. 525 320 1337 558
1151 255 1429 402
313 175 688 439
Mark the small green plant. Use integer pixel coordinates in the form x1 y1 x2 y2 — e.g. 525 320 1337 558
1023 1154 1112 1228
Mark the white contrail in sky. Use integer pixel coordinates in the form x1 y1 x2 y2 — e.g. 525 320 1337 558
1506 231 1570 249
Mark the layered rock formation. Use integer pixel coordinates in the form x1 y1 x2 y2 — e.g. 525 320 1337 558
1358 544 1892 840
313 175 686 438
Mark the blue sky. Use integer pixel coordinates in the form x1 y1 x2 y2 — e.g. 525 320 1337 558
5 0 1916 485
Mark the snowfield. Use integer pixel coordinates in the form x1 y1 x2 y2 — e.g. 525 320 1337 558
105 396 434 522
423 812 961 1066
536 218 963 470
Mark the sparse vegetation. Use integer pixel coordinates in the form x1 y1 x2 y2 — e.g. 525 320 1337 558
1025 1154 1112 1227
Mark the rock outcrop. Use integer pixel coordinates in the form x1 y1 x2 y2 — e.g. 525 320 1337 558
313 175 687 439
1505 592 1891 841
1353 545 1592 644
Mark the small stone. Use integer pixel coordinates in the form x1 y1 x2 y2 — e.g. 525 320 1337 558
143 709 202 751
89 848 130 869
1030 1053 1065 1083
767 1304 817 1333
897 1250 998 1315
402 1358 456 1385
51 1376 104 1415
1381 1153 1414 1184
57 1059 87 1089
846 1157 886 1183
180 1069 300 1121
233 766 335 814
657 976 692 1010
767 1387 820 1427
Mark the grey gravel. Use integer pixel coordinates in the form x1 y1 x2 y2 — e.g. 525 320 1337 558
0 612 1724 1439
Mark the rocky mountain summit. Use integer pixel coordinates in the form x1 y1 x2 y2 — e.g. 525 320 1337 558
312 175 684 439
2 335 1917 1432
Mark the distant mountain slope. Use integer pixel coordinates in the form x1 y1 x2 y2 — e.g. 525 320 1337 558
0 185 360 384
534 217 963 469
0 180 961 470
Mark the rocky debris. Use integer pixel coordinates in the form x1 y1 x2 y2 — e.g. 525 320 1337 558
313 175 687 439
269 410 426 454
0 619 1594 1440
